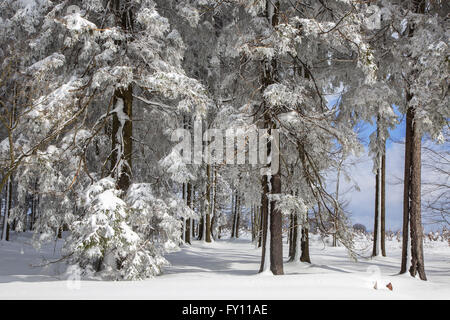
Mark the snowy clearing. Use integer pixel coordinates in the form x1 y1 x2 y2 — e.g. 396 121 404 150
0 232 448 299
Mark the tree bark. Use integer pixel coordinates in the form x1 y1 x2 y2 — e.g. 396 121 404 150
185 183 192 245
409 112 426 280
235 195 240 238
372 164 380 256
111 85 133 192
257 205 263 247
381 151 386 256
258 0 283 275
288 213 294 258
300 226 311 263
270 170 284 274
205 165 212 242
288 214 298 262
110 1 133 192
258 175 270 273
401 105 413 273
1 176 12 241
231 190 236 238
400 0 427 281
211 167 217 239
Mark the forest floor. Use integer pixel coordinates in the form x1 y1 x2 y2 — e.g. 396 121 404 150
0 231 449 299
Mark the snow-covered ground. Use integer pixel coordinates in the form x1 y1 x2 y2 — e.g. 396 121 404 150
0 231 449 299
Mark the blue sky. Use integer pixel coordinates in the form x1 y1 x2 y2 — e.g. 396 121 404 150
339 106 443 233
342 108 406 232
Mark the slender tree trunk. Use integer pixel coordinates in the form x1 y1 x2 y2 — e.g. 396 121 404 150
300 226 311 263
110 1 133 192
401 105 413 273
259 175 270 272
257 205 263 248
288 213 293 255
211 167 217 239
251 205 256 242
409 112 426 280
205 165 212 242
111 85 133 192
270 168 283 274
185 183 192 244
373 162 381 256
198 215 204 240
182 183 186 243
192 186 196 239
235 195 241 238
1 176 12 241
231 190 236 238
258 0 283 276
288 214 298 262
381 150 386 256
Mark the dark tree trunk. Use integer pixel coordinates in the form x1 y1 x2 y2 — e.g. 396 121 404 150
401 104 426 280
3 177 12 241
205 165 212 243
258 0 283 275
231 191 236 238
111 85 133 192
401 105 413 273
110 1 133 192
288 214 298 262
409 111 426 280
288 214 293 256
211 167 217 240
197 216 204 241
270 172 284 274
300 226 311 263
381 151 386 256
400 0 427 281
372 166 380 256
373 116 387 257
258 206 263 248
251 205 255 242
185 183 192 245
258 175 269 273
235 196 240 238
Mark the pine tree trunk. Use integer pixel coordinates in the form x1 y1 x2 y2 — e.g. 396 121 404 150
185 183 191 245
400 0 427 281
1 176 12 241
270 171 283 275
211 167 217 239
288 213 294 257
259 175 270 273
373 166 380 256
236 196 240 239
231 190 236 238
401 105 413 273
288 214 298 262
258 0 283 276
110 1 133 192
373 117 384 257
111 86 133 192
409 111 426 280
258 205 263 248
205 164 212 242
300 226 311 263
198 215 204 241
381 151 386 256
251 205 255 242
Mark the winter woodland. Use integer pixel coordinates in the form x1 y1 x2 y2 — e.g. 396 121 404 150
0 0 449 299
